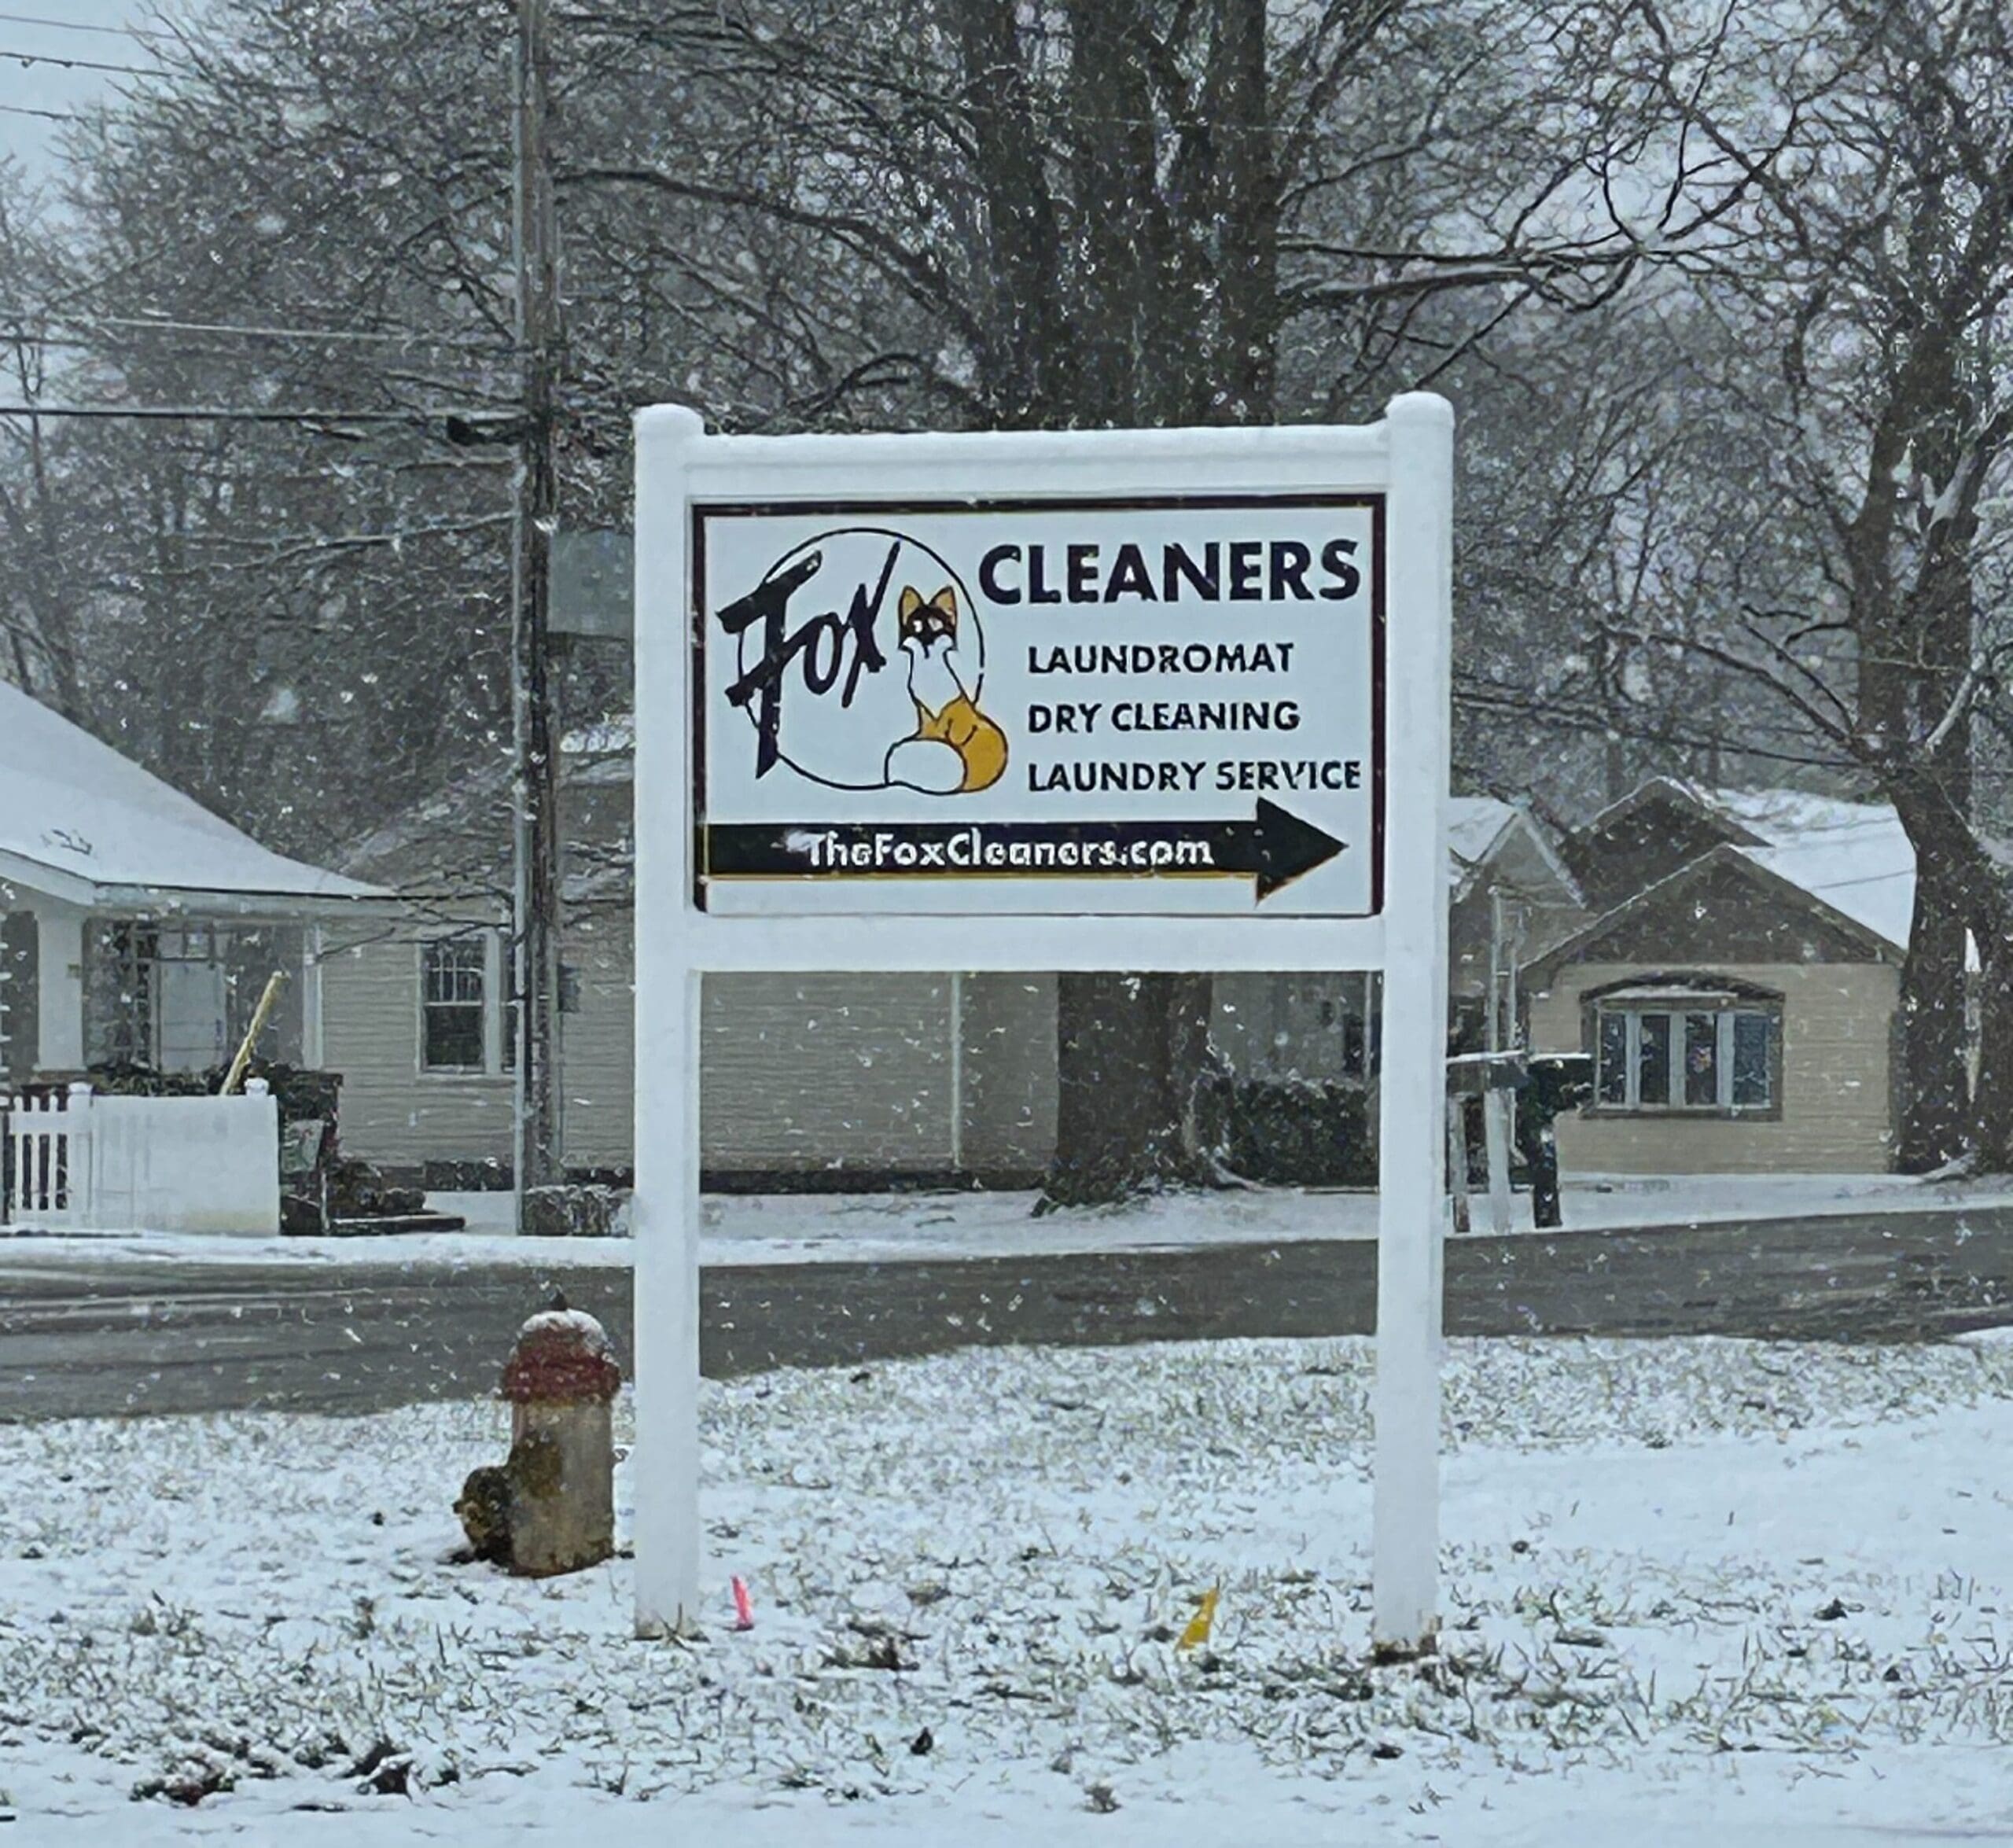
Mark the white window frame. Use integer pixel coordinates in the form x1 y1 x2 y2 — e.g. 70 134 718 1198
418 931 511 1078
1593 995 1778 1114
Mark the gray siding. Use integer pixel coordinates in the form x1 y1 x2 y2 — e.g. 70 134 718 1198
701 974 953 1170
959 974 1057 1172
321 914 1062 1178
318 929 514 1169
559 907 635 1168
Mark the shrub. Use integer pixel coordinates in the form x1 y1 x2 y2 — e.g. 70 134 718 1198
1224 1076 1375 1187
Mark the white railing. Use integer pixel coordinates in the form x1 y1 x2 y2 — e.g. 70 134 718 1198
3 1083 91 1230
3 1080 281 1235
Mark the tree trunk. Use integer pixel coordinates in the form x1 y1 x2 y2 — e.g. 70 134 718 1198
1043 974 1227 1206
953 0 1074 426
1972 939 2013 1170
1893 862 1971 1172
1039 2 1280 1206
1207 0 1278 422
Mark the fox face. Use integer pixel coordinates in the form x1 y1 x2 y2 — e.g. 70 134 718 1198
897 583 959 657
884 580 1006 794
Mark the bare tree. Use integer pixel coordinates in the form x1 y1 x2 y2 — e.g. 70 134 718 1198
0 170 85 716
1594 0 2013 1168
557 0 1750 1201
0 0 1804 1196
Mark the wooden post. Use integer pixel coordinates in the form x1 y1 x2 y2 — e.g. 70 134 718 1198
1482 1088 1514 1234
1446 1096 1471 1237
510 0 565 1218
222 970 289 1095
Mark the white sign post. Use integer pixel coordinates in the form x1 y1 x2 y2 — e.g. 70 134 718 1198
632 398 1453 1652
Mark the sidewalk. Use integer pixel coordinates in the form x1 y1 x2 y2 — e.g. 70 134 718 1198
8 1171 2013 1272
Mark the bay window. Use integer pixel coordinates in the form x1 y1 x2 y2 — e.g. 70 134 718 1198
1590 981 1779 1114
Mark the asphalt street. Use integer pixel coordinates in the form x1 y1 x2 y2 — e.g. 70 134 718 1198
6 1205 2013 1421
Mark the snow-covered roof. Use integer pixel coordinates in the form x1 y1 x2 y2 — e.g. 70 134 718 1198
1447 795 1582 906
1710 788 1922 956
0 680 378 908
1544 779 1984 970
338 754 513 908
1447 795 1517 865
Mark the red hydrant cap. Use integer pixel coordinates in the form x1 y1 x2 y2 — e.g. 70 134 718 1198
502 1308 622 1404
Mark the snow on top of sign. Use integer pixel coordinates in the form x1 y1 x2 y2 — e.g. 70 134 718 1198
0 680 377 902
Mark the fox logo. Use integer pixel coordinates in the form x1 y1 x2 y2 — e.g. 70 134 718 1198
714 528 1009 796
883 584 1009 794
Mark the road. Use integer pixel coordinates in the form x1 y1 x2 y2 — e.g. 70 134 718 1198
5 1206 2013 1421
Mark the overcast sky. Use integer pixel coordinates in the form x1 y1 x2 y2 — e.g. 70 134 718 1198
0 2 189 183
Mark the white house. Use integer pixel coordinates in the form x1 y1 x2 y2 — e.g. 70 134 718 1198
0 679 379 1088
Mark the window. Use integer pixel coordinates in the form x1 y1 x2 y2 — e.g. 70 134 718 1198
422 939 488 1072
1590 987 1778 1112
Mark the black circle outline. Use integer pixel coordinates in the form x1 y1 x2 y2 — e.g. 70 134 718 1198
730 525 988 793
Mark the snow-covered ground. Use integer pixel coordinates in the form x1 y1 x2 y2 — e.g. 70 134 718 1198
6 1333 2013 1844
6 1171 2013 1271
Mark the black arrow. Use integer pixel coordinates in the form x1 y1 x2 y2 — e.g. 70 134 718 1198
701 799 1344 901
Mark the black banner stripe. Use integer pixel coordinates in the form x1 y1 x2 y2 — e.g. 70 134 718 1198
703 801 1343 901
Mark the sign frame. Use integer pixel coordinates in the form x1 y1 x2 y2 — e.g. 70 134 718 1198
631 397 1453 1652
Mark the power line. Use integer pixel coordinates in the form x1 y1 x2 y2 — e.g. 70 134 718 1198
0 310 514 352
0 401 498 425
0 46 162 78
0 10 167 38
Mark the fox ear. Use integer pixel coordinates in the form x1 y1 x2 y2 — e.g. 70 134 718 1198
898 586 923 619
929 585 958 617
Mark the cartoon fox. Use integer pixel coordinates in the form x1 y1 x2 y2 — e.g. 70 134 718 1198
882 584 1008 794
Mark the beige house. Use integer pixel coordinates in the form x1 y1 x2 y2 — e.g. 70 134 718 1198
1527 780 1917 1175
321 729 1578 1186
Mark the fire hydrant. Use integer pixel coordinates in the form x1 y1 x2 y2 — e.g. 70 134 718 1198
456 1296 620 1577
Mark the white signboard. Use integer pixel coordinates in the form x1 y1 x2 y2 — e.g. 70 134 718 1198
631 402 1454 1662
694 499 1383 915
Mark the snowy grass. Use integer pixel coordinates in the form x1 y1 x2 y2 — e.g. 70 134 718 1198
6 1334 2013 1842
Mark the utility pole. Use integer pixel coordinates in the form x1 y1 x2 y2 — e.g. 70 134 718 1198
511 0 564 1221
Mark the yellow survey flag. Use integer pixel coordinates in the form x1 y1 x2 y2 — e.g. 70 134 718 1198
1176 1587 1220 1652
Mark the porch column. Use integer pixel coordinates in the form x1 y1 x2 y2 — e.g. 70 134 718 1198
301 925 326 1068
34 898 86 1073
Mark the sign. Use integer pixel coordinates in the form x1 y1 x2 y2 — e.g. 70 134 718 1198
550 528 635 638
693 499 1382 915
629 402 1454 1662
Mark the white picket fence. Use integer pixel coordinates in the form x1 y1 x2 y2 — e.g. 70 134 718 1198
4 1084 90 1228
2 1081 281 1235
